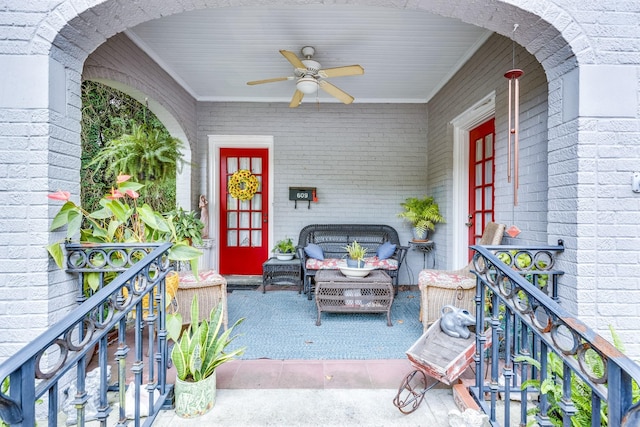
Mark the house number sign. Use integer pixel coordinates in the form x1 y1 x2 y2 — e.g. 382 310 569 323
289 187 317 209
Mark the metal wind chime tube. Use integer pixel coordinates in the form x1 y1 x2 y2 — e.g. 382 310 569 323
504 68 524 206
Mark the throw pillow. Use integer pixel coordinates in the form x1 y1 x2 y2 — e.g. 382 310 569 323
376 242 396 260
304 243 324 260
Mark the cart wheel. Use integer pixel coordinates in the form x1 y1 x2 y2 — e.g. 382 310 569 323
393 370 428 414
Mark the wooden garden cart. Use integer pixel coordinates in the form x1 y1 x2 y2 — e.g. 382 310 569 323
393 319 490 414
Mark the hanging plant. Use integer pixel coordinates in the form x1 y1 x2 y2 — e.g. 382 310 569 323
228 169 259 200
87 122 185 185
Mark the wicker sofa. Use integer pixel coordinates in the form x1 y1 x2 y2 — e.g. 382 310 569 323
296 224 408 300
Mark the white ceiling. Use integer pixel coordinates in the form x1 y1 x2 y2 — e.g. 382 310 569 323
127 5 492 105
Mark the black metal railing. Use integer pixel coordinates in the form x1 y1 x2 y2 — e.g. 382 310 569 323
0 243 174 427
470 242 640 426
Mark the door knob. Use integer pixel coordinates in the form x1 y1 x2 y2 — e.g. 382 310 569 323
465 222 473 227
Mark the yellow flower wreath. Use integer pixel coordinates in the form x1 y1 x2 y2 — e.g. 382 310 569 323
228 169 259 200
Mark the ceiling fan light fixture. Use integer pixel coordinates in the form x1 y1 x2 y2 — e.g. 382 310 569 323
296 77 318 94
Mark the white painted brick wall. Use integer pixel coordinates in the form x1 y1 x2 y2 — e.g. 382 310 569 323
426 34 550 269
197 102 430 283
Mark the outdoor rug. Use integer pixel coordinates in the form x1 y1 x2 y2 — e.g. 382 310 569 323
226 289 423 360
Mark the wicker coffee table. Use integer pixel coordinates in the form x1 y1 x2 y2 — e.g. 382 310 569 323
314 269 394 326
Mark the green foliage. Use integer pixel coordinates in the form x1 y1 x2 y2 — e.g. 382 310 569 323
1 377 8 427
88 122 184 184
272 237 295 254
46 176 201 273
80 81 177 213
515 325 640 426
167 208 204 246
397 196 445 235
344 240 367 261
169 295 246 382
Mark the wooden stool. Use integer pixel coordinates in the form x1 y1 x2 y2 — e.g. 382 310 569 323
176 270 228 329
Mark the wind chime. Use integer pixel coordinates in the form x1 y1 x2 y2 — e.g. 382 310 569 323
505 25 523 238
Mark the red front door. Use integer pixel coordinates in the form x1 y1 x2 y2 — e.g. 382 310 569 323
468 119 495 260
219 148 268 275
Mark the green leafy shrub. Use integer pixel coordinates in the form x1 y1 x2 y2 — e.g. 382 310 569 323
168 296 245 382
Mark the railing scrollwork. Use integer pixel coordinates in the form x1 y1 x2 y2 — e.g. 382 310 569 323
469 242 640 426
0 243 173 426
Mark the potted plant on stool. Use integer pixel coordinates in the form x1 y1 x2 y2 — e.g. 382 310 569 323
167 295 245 418
397 196 445 241
272 237 296 260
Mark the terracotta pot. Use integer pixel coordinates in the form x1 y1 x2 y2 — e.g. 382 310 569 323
174 372 217 418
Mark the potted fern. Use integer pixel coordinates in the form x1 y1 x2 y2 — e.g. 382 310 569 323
167 295 245 418
397 196 445 241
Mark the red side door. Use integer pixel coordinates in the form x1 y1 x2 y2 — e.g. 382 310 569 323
468 119 495 260
219 148 268 275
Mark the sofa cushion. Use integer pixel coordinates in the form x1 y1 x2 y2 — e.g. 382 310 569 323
306 258 340 270
306 257 398 271
304 243 324 260
376 242 396 260
418 269 475 290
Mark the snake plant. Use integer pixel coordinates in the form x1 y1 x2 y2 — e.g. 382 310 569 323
169 295 245 382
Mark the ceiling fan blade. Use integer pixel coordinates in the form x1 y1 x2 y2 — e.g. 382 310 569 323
318 80 354 104
247 76 293 85
280 50 306 70
289 90 304 108
318 65 364 78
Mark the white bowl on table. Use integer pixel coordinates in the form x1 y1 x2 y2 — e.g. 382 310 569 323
339 266 375 278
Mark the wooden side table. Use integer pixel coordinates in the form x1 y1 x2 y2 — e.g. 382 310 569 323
262 258 302 293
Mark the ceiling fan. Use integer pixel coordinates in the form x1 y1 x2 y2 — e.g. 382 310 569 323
246 46 364 108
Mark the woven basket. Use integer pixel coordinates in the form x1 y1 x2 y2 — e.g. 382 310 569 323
176 270 228 329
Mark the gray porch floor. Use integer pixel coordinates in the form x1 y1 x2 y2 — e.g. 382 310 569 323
151 358 460 426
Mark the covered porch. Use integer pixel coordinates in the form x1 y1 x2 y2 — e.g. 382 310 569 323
2 242 639 426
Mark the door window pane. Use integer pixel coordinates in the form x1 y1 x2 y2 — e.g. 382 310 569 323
485 187 493 209
239 212 250 228
485 160 493 184
251 212 262 228
227 231 237 247
485 135 493 158
239 157 250 170
227 158 238 173
227 212 237 228
252 194 262 210
227 194 237 210
251 158 262 174
475 139 482 161
239 230 250 247
251 230 262 246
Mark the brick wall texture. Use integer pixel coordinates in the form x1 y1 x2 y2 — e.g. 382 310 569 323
1 0 640 360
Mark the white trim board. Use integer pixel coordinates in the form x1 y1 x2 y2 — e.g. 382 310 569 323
450 92 495 269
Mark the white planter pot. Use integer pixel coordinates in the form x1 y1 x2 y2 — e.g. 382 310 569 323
275 253 294 261
174 372 217 418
